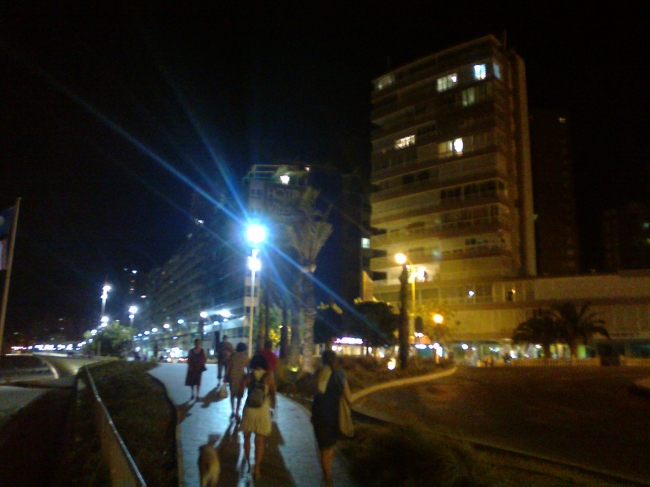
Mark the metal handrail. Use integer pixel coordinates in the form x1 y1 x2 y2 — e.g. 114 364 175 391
80 366 147 487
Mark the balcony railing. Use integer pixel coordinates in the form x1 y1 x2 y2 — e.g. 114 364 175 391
371 216 510 248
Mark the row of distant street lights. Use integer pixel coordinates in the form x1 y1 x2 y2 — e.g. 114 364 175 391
92 223 268 358
98 284 139 327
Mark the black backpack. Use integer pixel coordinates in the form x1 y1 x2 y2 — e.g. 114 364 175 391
245 373 267 408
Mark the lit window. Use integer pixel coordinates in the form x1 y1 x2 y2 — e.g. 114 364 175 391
462 87 476 106
437 73 458 92
460 83 493 108
375 74 395 90
394 135 416 150
493 62 501 80
361 238 370 249
438 140 453 157
280 175 290 185
474 64 486 80
453 138 464 153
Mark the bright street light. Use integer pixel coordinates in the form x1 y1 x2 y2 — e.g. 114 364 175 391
129 306 138 327
247 224 267 246
100 284 111 323
395 253 408 265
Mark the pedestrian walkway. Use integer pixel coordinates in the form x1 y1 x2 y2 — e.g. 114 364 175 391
149 363 358 487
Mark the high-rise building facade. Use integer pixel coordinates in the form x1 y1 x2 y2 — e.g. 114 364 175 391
137 191 247 355
529 109 581 276
369 35 536 310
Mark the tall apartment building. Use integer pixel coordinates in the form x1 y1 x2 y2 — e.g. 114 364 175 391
529 109 581 276
138 192 246 342
369 35 536 310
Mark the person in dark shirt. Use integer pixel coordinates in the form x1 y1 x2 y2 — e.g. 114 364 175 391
311 350 352 487
216 335 235 384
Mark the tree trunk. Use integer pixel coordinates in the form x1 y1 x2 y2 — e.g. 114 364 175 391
288 280 302 368
570 339 579 365
301 268 316 373
280 302 289 360
264 290 270 345
257 290 266 354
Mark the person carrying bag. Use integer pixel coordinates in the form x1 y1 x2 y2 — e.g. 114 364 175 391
311 351 353 487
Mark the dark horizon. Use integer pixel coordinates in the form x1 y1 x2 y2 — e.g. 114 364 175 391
1 2 648 329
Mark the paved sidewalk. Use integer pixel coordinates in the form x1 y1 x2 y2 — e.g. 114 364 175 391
150 363 358 487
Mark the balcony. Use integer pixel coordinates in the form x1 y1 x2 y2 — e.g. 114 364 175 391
371 216 511 248
370 249 436 272
372 193 511 227
369 245 511 273
371 164 502 204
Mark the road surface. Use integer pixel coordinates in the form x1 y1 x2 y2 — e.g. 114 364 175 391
355 366 650 484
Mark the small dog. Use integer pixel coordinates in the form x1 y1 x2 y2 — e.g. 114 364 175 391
198 443 221 487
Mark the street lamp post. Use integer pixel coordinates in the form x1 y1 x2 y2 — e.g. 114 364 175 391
129 306 138 328
97 315 109 357
100 284 111 321
398 264 410 369
199 311 208 341
395 253 420 314
395 253 428 369
247 224 266 357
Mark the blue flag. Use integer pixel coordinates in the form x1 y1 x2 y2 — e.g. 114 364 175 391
0 207 14 237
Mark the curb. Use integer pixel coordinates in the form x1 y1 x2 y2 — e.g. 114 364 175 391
349 365 457 403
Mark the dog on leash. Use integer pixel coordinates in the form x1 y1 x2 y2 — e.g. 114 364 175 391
198 443 221 487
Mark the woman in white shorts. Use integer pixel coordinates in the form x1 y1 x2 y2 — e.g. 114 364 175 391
238 353 276 480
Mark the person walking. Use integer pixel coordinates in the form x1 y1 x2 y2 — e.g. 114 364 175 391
238 354 276 481
311 350 352 487
259 339 278 374
226 342 249 420
216 335 234 384
185 339 208 401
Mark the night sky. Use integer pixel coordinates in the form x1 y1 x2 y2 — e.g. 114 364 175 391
1 2 648 332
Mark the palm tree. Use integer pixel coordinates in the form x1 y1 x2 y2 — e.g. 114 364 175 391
551 302 610 363
285 187 333 373
512 310 559 360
